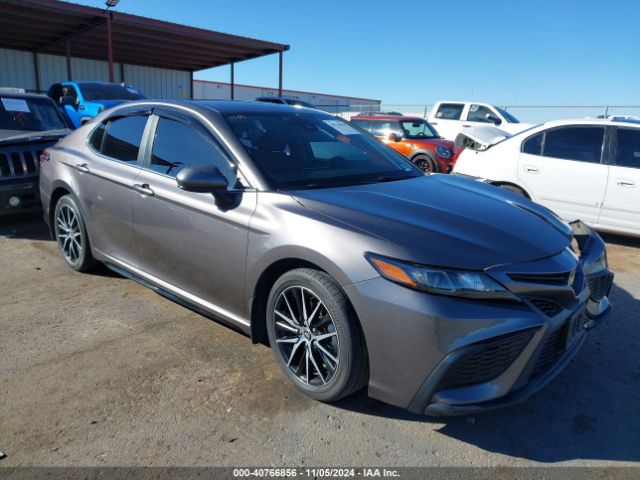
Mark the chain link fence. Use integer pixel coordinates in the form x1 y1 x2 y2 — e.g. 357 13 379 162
327 104 640 124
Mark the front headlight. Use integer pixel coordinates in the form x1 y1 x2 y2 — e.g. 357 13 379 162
435 145 451 159
366 253 516 301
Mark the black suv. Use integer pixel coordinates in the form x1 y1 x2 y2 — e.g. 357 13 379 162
0 89 71 214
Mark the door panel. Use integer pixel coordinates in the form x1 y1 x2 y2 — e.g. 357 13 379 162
132 170 256 318
600 128 640 233
517 126 608 225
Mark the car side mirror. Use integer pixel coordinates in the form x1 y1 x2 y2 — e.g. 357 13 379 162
486 113 502 125
388 132 401 142
176 165 228 193
60 96 77 109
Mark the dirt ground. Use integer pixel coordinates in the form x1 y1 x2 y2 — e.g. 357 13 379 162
1 214 639 467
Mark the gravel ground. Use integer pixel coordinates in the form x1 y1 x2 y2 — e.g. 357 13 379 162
0 213 639 467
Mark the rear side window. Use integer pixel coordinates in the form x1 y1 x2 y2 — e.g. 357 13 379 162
435 103 464 120
522 132 543 155
89 123 106 151
350 119 370 132
100 116 148 162
150 117 236 183
543 126 605 163
615 128 640 169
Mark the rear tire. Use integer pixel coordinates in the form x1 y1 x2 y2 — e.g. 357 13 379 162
53 195 97 272
266 268 368 402
413 154 438 173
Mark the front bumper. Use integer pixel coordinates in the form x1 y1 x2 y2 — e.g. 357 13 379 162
345 221 612 415
0 176 41 214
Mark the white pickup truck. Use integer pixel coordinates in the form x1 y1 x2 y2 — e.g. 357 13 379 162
427 101 533 142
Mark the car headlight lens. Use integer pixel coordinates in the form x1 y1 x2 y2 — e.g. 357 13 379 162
366 253 516 300
435 145 452 159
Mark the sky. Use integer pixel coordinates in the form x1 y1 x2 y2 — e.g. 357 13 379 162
73 0 639 112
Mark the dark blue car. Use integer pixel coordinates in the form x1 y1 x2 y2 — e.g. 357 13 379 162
47 81 145 128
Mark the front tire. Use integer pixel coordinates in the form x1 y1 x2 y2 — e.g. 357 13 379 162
54 195 96 272
266 268 368 402
413 154 438 173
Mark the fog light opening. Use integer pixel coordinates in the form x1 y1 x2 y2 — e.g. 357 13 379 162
9 196 21 207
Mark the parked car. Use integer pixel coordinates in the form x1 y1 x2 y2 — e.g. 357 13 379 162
255 96 316 108
350 115 455 173
0 88 71 214
453 118 640 237
428 100 533 142
48 81 145 128
40 100 612 416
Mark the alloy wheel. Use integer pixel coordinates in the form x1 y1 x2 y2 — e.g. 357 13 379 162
416 159 433 173
273 286 340 387
56 204 83 264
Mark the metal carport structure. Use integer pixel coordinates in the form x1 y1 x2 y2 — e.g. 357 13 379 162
0 0 289 97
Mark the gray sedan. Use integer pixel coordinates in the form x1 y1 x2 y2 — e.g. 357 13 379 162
39 100 613 415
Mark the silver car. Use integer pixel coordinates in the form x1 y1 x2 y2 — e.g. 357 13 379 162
39 101 613 415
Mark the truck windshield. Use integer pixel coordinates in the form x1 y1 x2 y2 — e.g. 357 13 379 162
495 107 520 123
79 83 145 101
0 96 68 132
224 111 422 190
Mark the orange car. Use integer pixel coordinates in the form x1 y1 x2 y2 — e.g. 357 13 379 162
350 115 455 173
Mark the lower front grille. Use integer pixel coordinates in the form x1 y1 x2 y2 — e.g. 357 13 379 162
438 329 535 390
587 274 613 301
531 324 566 378
529 297 564 317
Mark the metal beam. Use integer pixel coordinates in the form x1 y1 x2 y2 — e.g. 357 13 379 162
278 50 283 97
106 11 114 82
37 17 106 52
230 62 235 100
32 51 40 92
65 39 72 80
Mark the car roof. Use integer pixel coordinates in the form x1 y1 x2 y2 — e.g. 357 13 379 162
352 115 424 121
540 118 640 128
105 99 328 116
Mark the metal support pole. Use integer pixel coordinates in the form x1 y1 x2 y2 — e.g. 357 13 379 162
230 62 235 100
278 50 283 97
107 11 114 83
32 52 40 92
65 40 72 80
190 71 194 99
119 62 125 83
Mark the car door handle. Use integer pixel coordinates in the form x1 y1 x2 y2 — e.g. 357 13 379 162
462 124 471 128
524 165 540 173
133 183 155 196
616 178 636 188
431 122 438 125
74 163 89 173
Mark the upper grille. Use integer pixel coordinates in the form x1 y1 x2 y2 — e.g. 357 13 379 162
0 147 42 179
531 324 566 378
529 297 564 317
508 271 572 285
438 329 535 390
587 273 613 301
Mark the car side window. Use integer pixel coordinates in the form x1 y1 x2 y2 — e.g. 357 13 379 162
149 117 236 183
350 119 371 132
435 103 464 120
50 85 63 103
614 128 640 169
100 115 148 162
467 104 495 123
542 126 605 163
522 132 543 155
61 85 78 101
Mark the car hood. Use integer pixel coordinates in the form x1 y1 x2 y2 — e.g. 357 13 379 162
454 125 511 151
90 99 130 109
292 175 572 270
0 129 70 145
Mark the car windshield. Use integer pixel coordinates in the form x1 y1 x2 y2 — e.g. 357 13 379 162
0 95 68 132
79 83 145 101
400 120 440 139
224 111 422 190
495 107 520 123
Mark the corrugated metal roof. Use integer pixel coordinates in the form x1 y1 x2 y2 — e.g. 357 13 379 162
0 0 289 71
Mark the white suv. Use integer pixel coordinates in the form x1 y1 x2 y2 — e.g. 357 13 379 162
453 118 640 237
428 101 533 141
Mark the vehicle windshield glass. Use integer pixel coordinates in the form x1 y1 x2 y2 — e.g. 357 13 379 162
495 107 520 123
400 120 440 139
0 96 68 131
79 83 145 101
224 112 422 190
